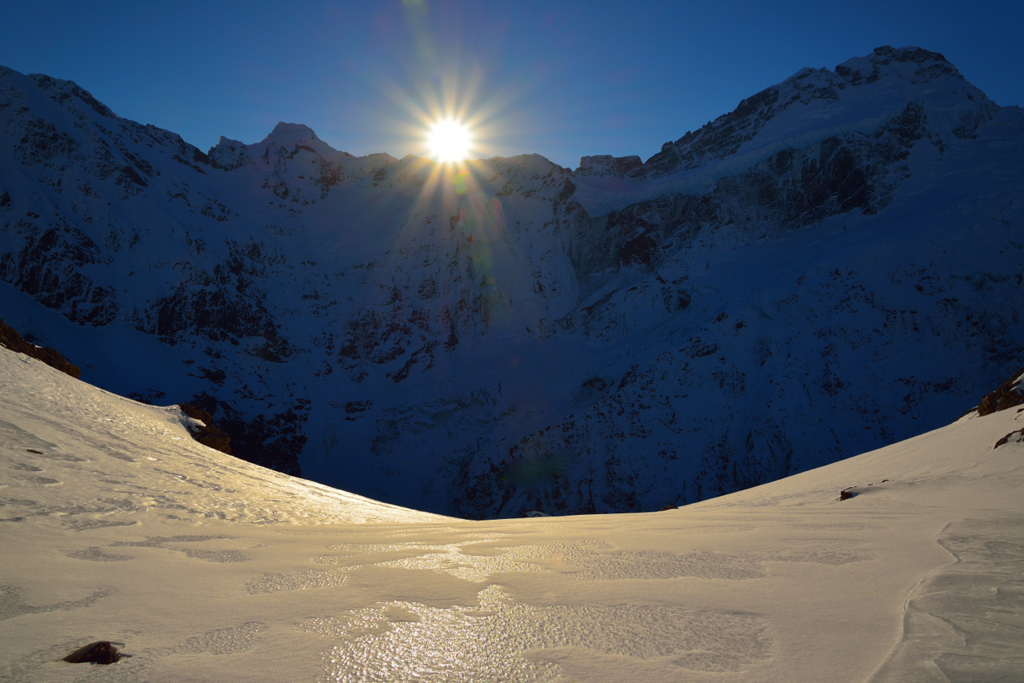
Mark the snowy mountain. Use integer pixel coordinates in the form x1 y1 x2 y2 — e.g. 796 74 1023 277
2 344 1022 681
1 46 1022 517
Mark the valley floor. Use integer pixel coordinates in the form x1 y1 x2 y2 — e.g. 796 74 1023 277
1 347 1022 682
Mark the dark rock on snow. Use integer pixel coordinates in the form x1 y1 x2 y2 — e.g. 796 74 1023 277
0 318 80 378
63 641 122 665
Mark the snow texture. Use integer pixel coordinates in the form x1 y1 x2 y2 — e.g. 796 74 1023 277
2 346 1023 681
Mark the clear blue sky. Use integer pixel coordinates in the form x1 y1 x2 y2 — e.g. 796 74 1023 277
2 0 1021 169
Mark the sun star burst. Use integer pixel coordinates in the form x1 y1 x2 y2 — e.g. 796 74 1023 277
427 118 473 163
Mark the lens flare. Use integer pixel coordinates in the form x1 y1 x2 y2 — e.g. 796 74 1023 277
427 118 473 163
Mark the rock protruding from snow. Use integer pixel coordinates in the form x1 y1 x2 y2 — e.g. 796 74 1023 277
208 136 248 169
975 367 1024 416
833 45 956 87
63 641 122 665
0 318 81 378
577 154 643 177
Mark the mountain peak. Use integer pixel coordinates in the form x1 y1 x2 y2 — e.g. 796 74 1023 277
208 122 341 169
262 122 320 146
257 121 342 158
608 46 988 183
835 45 959 87
2 54 1022 526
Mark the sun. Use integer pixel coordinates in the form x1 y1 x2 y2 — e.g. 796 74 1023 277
427 118 473 163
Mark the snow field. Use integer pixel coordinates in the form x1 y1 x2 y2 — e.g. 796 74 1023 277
1 347 1022 681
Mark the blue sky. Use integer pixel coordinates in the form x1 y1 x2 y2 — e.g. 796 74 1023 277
2 0 1021 169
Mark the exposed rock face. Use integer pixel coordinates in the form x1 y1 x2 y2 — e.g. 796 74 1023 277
563 100 930 279
178 402 233 455
995 429 1024 449
976 368 1024 416
1 47 1023 517
0 318 80 378
577 155 643 177
972 367 1024 450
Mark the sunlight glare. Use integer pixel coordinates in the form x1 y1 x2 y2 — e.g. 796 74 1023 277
427 118 473 163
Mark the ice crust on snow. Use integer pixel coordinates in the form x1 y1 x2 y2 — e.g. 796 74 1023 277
1 347 1022 681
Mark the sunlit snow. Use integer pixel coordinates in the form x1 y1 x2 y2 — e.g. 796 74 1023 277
1 348 1022 681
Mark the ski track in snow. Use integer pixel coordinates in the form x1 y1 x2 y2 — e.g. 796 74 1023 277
2 349 1023 681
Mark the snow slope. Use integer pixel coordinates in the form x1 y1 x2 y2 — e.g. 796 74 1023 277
1 46 1023 518
2 347 1022 681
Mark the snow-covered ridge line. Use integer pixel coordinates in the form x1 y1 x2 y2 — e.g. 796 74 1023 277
573 46 1000 213
1 46 1022 520
0 346 449 525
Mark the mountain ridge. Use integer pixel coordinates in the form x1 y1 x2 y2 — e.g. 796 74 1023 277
1 46 1022 517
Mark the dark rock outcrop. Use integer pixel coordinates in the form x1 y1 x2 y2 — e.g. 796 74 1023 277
975 366 1024 416
187 393 305 476
63 641 122 665
178 403 233 455
994 429 1023 449
0 318 81 378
